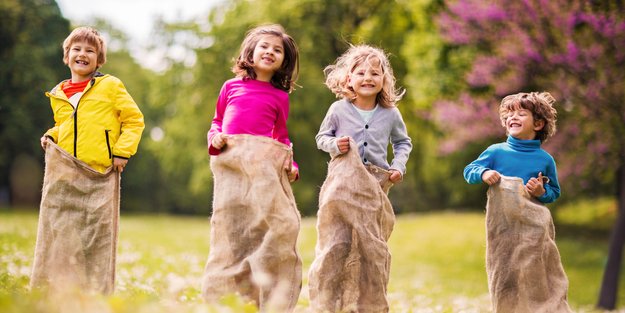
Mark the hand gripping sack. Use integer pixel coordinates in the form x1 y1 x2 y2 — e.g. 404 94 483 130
201 134 302 312
308 140 395 313
30 140 120 295
486 176 572 313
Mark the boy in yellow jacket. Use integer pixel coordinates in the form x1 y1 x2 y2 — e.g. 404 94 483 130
31 26 144 294
40 26 144 172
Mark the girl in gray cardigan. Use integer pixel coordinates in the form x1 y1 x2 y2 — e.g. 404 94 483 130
316 44 412 179
309 44 412 313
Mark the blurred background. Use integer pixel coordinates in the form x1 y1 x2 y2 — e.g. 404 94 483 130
1 0 624 309
2 0 622 217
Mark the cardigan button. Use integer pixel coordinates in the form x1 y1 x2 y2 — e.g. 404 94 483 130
365 124 369 129
364 142 368 146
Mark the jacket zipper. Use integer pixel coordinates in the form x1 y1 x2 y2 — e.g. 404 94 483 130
71 78 96 158
73 102 79 157
105 130 112 159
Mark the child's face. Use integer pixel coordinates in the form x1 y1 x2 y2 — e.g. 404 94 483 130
67 40 99 82
348 60 384 103
504 108 545 140
251 35 285 82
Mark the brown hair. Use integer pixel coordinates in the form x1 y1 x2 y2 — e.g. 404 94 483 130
62 26 106 69
499 92 558 142
324 44 404 108
232 24 299 92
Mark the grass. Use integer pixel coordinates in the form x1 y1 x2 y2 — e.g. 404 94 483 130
1 208 624 312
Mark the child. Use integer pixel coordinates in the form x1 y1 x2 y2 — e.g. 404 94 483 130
464 92 571 312
31 26 144 295
309 44 412 313
201 24 302 312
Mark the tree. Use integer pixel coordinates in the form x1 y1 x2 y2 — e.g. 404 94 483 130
150 0 427 214
0 0 70 206
433 0 625 309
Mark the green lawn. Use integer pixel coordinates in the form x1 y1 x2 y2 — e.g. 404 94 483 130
0 209 623 312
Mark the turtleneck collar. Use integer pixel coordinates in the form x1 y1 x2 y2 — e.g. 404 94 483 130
506 135 541 152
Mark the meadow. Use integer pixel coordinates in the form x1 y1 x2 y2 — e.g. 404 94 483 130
1 209 624 312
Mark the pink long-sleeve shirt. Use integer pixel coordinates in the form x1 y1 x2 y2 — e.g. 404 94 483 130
207 77 295 161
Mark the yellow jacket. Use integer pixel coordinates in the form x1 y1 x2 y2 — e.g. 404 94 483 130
44 73 145 173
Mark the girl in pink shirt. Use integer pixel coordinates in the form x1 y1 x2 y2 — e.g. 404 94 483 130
206 24 299 180
201 24 302 312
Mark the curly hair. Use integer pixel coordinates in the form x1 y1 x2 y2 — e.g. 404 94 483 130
62 26 107 69
324 44 404 108
232 24 299 92
499 92 558 142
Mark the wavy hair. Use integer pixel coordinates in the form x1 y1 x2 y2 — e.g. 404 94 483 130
324 44 404 108
232 24 299 92
62 26 107 69
499 91 558 142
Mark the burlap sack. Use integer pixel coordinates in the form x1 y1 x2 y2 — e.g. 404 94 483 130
201 134 302 312
30 140 120 295
486 176 572 313
308 140 395 313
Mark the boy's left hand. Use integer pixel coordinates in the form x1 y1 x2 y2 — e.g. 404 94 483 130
113 157 128 173
389 170 402 183
526 172 546 198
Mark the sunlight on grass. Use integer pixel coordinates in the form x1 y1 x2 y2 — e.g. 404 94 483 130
1 209 623 312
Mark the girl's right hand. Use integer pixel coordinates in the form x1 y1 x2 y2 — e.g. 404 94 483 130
482 170 501 185
336 136 350 154
212 133 227 150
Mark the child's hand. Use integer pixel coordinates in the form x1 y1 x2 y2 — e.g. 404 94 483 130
40 136 49 150
389 170 402 183
482 170 501 185
113 157 128 173
336 136 350 154
287 166 299 183
526 172 546 198
212 133 228 150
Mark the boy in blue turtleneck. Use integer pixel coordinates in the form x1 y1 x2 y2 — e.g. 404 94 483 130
464 91 560 203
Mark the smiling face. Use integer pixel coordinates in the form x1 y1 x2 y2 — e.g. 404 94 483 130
504 108 545 140
66 41 99 82
348 58 384 109
251 34 285 82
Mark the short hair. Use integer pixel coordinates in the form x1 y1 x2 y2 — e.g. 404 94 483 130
62 26 107 68
499 92 558 142
324 44 404 108
232 24 299 92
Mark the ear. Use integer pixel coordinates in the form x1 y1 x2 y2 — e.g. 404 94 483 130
533 119 545 131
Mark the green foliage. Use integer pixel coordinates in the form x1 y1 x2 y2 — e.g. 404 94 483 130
0 0 70 206
143 0 464 214
0 210 623 311
556 197 617 232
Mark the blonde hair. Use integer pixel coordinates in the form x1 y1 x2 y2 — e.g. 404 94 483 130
62 26 107 69
324 44 404 108
499 91 558 142
232 24 299 92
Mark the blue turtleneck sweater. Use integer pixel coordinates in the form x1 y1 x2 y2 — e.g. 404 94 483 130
464 135 561 203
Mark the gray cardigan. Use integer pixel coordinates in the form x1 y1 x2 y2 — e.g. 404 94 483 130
316 99 412 174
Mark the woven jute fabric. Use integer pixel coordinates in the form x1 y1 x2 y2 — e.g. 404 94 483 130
486 176 572 313
309 140 395 313
201 134 302 312
30 140 120 295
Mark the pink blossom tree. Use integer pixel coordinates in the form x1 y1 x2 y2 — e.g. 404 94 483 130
434 0 625 309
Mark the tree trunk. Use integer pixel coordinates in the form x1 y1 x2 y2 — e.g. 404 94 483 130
597 166 625 309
